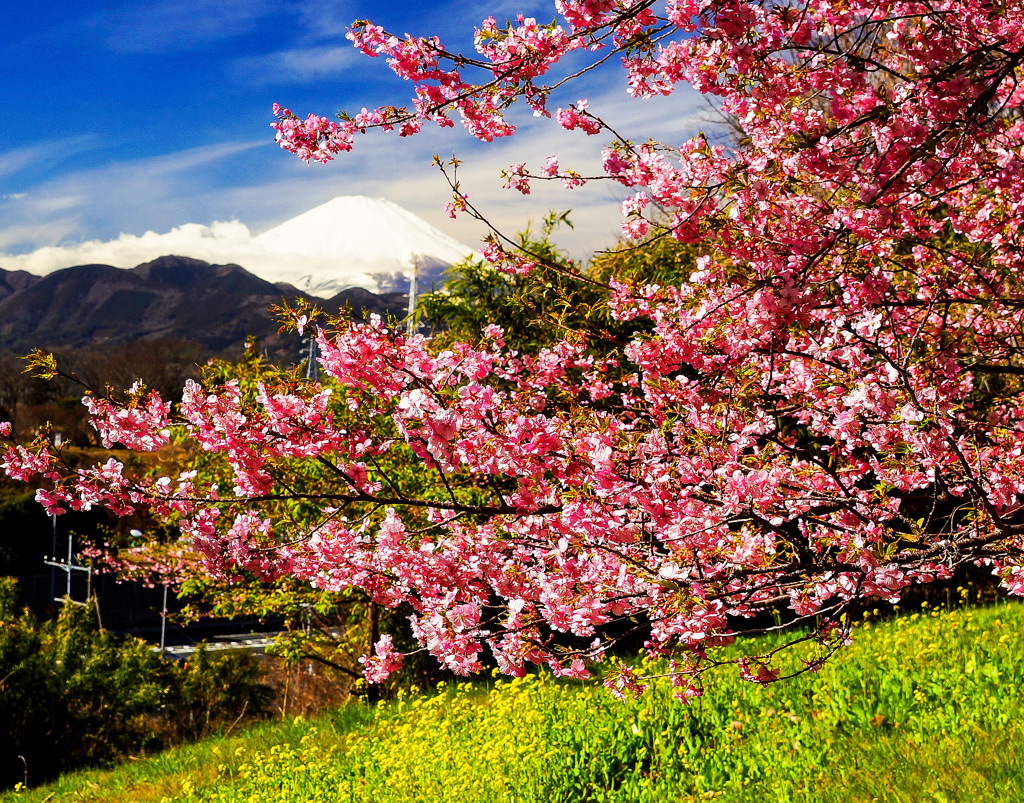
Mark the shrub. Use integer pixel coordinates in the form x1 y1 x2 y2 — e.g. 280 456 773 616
0 578 165 787
0 578 273 789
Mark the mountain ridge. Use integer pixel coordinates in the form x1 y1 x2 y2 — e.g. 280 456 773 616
0 255 409 357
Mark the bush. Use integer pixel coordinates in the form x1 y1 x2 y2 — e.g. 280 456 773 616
162 645 274 743
0 578 273 789
0 578 165 787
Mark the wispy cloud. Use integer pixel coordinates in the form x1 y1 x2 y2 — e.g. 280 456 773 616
23 194 90 215
0 220 82 254
231 46 357 84
0 136 96 181
292 1 359 40
131 141 266 176
0 145 48 181
0 140 265 255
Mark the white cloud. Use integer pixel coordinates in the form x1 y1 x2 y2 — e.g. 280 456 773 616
0 220 254 275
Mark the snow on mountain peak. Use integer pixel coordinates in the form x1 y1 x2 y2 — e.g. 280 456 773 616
250 196 474 297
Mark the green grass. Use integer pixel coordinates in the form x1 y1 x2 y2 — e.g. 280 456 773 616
0 707 375 803
6 600 1024 802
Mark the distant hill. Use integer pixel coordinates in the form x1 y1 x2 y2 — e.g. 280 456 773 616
0 268 40 303
0 255 409 357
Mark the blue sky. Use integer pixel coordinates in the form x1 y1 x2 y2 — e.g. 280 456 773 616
1 1 710 266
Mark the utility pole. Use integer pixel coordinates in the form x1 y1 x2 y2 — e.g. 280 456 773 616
159 582 168 654
49 512 56 600
304 336 318 382
406 261 419 337
43 528 92 606
66 528 72 598
48 432 62 600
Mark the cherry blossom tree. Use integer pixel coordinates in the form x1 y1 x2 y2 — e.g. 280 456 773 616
7 0 1024 696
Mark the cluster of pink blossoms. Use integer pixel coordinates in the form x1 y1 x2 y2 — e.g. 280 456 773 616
270 103 354 164
360 635 405 683
7 0 1024 691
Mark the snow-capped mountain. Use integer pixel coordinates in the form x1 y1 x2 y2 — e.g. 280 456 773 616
0 196 475 297
250 196 474 296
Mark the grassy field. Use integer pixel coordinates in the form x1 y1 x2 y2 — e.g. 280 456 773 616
5 598 1023 803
